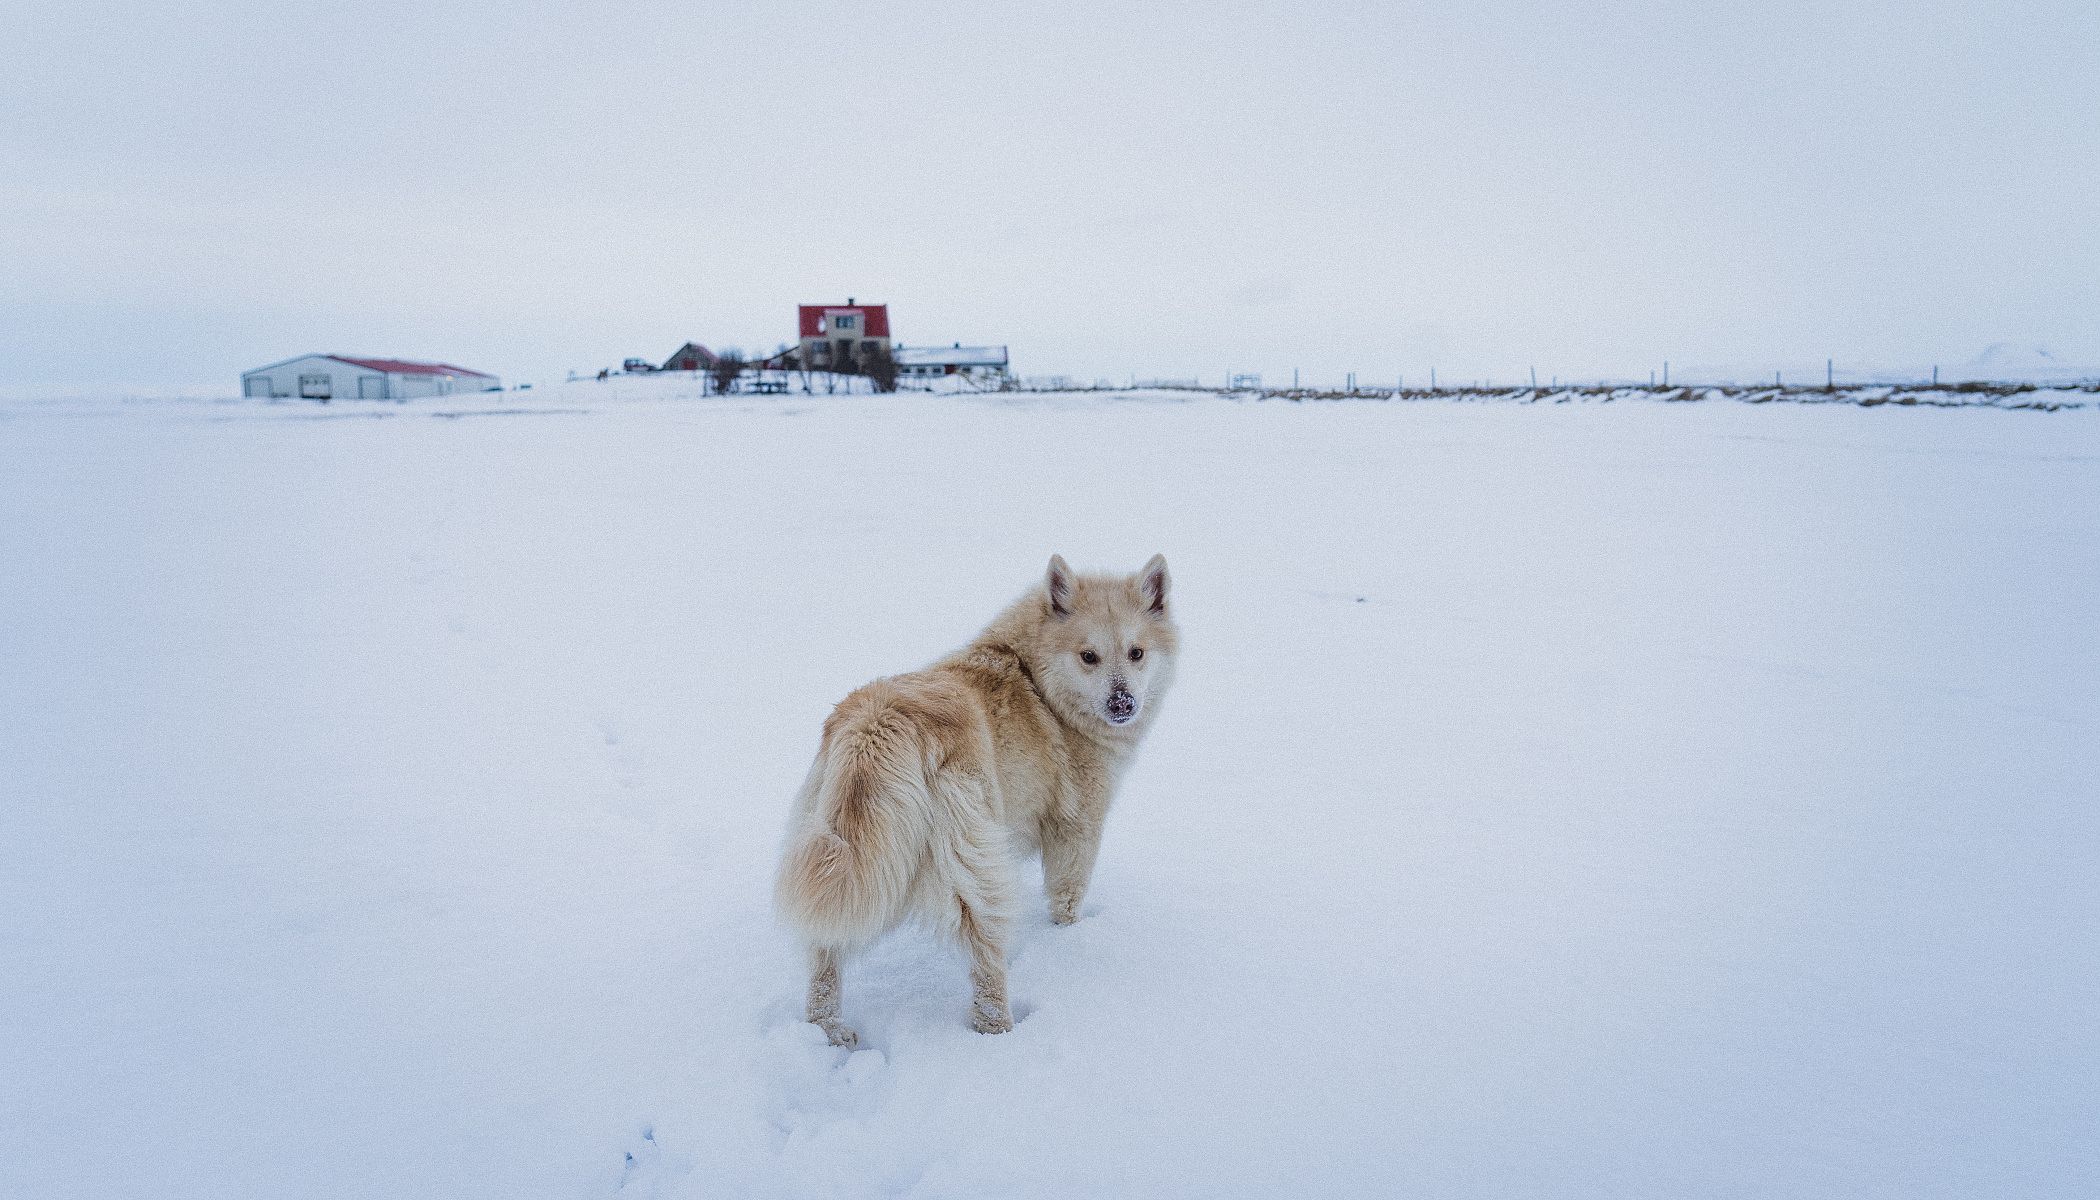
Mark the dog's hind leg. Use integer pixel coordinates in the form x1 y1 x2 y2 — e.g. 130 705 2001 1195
927 771 1016 1034
805 945 858 1048
955 895 1013 1034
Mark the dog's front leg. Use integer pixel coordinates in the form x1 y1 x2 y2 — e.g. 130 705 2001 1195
1040 811 1103 925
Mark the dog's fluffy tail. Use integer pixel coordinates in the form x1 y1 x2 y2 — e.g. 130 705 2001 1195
774 693 948 947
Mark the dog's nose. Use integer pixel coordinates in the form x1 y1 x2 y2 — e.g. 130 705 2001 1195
1106 690 1136 720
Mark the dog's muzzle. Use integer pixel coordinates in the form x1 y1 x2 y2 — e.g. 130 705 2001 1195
1105 688 1137 725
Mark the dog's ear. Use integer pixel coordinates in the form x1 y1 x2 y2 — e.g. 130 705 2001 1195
1045 554 1074 617
1137 554 1169 616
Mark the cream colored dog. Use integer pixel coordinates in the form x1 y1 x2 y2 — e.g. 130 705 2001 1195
774 555 1178 1045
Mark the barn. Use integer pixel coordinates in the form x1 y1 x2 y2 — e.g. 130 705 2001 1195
240 355 500 402
660 343 717 372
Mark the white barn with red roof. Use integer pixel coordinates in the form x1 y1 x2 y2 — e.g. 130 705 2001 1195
240 354 500 402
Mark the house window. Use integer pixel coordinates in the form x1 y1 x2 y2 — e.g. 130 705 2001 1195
832 315 858 331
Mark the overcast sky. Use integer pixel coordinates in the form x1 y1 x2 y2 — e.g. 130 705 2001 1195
4 1 2096 394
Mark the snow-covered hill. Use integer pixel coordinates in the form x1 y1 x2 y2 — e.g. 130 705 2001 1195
1951 341 2098 383
2 389 2094 1199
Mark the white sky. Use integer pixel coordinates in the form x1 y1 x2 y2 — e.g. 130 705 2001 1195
4 0 2096 393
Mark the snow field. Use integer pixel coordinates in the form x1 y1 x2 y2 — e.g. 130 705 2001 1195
1 387 2095 1198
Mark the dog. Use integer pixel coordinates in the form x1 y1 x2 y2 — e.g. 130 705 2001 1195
774 554 1178 1045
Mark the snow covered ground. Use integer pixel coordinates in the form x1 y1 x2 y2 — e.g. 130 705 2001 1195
2 384 2095 1199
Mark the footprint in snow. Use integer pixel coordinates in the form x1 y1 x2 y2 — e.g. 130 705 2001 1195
614 1125 691 1198
760 1020 895 1149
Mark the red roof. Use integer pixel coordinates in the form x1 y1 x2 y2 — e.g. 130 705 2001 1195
798 304 889 339
329 355 494 378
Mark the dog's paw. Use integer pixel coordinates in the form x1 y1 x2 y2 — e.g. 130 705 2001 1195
970 990 1014 1034
819 1020 860 1049
1050 901 1081 926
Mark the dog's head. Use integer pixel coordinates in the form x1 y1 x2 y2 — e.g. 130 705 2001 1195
1033 553 1178 732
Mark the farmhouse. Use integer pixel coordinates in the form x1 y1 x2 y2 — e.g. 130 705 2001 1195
241 355 499 401
896 344 1011 382
796 300 889 373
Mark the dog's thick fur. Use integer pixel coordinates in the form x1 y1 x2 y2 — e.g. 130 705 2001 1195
774 555 1178 1044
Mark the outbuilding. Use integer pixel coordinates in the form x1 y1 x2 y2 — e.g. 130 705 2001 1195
660 343 717 372
895 344 1011 382
240 355 500 402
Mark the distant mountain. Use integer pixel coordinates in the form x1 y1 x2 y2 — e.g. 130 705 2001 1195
1947 343 2098 384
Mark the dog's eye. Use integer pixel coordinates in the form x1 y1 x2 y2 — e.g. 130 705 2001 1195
1128 647 1144 662
1080 650 1099 665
